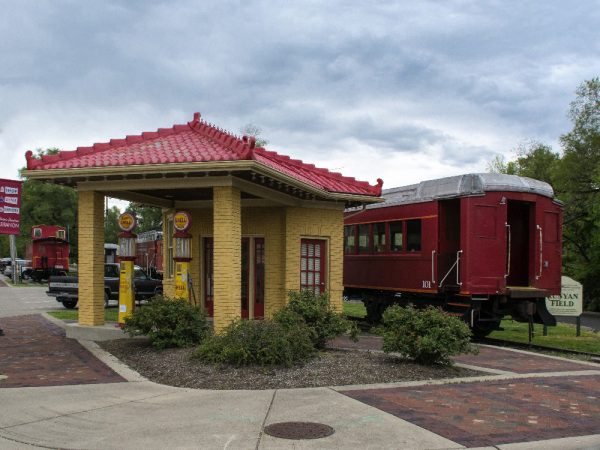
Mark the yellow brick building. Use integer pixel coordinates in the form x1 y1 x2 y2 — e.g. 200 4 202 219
23 112 382 332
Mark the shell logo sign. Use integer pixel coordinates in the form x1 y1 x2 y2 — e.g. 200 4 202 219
174 211 192 232
118 212 137 232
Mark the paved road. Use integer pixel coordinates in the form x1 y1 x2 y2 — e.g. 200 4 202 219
0 276 56 318
557 312 600 332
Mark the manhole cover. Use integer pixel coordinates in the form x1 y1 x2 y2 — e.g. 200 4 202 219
263 421 335 440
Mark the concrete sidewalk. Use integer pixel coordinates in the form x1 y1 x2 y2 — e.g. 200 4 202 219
1 314 600 449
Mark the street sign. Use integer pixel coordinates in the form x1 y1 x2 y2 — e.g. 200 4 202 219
0 179 22 235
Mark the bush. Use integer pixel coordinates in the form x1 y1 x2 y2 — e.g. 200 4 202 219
381 305 477 365
123 296 210 349
274 290 358 349
194 319 315 367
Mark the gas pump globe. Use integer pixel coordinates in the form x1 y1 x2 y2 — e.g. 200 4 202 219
173 211 192 301
117 212 137 325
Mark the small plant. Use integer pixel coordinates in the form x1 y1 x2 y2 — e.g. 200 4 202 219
123 296 210 349
274 290 358 349
381 305 477 365
194 319 315 367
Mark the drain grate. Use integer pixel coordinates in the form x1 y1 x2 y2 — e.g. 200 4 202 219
263 421 335 440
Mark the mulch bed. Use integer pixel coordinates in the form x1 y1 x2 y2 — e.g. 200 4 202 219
98 338 480 390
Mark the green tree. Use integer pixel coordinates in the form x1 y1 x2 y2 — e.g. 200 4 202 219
104 205 121 244
125 203 162 233
554 78 600 310
488 141 559 185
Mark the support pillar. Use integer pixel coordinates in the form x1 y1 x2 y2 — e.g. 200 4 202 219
213 186 241 332
78 191 105 326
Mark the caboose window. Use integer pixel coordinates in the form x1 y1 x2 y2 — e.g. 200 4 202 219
406 219 421 251
344 225 356 254
390 221 403 252
358 224 370 254
57 230 66 240
373 223 386 252
33 228 42 238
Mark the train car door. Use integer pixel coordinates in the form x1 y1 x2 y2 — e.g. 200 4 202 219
506 200 532 286
437 199 461 290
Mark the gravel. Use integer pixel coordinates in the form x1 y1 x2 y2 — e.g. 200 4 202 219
98 338 480 390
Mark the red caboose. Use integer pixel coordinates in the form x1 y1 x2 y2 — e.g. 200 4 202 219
344 173 563 335
29 225 69 281
135 230 163 278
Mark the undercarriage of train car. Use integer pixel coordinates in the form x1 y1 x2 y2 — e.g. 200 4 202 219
346 288 556 338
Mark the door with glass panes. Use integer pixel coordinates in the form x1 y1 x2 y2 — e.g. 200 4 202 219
300 239 327 294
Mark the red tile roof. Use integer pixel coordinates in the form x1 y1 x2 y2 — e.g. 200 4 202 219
25 112 382 197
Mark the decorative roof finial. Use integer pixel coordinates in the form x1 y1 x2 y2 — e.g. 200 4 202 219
25 150 34 169
375 178 384 195
193 112 201 122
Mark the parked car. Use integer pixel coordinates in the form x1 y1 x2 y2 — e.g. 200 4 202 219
4 260 32 278
47 263 163 309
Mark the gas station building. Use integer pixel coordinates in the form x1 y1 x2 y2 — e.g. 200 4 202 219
23 112 382 332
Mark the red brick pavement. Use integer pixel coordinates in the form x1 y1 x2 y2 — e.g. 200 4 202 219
330 335 597 373
0 314 125 388
341 375 600 447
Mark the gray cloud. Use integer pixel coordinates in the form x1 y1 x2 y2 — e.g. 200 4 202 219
1 0 599 184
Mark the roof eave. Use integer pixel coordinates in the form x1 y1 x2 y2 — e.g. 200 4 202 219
22 160 382 204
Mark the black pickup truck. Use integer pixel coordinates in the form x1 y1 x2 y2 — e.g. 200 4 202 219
47 263 163 309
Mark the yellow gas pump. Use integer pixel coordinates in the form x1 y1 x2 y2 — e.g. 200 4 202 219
117 212 137 326
173 210 192 301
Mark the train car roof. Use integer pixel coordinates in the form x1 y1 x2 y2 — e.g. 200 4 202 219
368 173 554 209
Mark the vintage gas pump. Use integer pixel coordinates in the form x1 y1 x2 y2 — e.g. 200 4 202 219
173 210 192 301
117 212 137 326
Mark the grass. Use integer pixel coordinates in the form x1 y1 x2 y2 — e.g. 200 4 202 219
490 319 600 354
343 300 367 318
342 301 600 354
47 308 120 322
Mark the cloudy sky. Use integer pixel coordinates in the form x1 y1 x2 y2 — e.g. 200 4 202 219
1 0 599 193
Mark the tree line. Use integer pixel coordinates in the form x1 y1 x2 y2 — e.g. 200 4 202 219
488 77 600 311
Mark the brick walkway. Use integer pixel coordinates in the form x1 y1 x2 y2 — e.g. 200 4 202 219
341 375 600 447
0 314 125 388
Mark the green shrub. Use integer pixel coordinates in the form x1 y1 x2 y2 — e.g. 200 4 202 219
123 296 210 349
274 290 358 349
194 319 315 367
381 305 477 365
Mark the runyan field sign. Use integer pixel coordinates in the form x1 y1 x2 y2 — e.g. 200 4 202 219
545 276 582 317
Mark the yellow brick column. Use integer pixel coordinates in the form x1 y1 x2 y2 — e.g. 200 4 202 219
77 190 105 326
213 186 241 332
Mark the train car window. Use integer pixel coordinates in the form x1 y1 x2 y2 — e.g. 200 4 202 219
358 224 370 254
390 221 403 252
344 225 357 254
373 223 386 252
406 219 421 251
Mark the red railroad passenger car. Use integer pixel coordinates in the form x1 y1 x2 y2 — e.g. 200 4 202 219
343 173 563 335
29 225 69 281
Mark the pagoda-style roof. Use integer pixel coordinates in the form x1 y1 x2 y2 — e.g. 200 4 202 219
23 112 383 207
